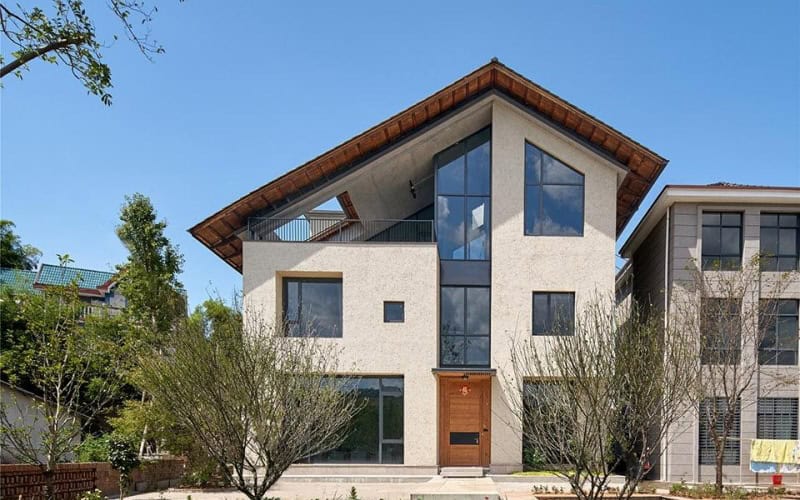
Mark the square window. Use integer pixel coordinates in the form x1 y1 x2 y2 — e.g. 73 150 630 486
383 301 405 323
760 212 799 271
282 277 342 337
702 211 743 270
532 292 575 335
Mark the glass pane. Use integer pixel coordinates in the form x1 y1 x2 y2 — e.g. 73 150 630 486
382 382 403 440
761 227 778 254
721 213 741 226
285 281 300 321
465 336 489 366
437 146 465 194
525 143 542 185
302 281 342 337
702 212 721 226
466 141 490 196
778 229 796 255
777 317 798 349
721 256 741 270
441 336 464 366
761 213 778 226
384 302 404 322
776 351 797 365
778 257 799 271
542 185 583 235
441 287 465 336
542 154 583 185
778 300 798 315
313 378 379 463
381 443 403 464
437 196 466 260
551 294 575 335
779 214 799 227
525 185 541 235
466 197 490 260
703 227 721 255
533 294 549 334
466 288 490 335
721 227 740 255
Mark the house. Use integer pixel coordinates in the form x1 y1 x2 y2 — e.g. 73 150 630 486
619 183 800 483
190 60 668 474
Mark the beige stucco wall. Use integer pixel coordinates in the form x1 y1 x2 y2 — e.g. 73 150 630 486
663 202 800 484
488 99 620 472
242 241 440 467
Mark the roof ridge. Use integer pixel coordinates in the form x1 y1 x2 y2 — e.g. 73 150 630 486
39 263 116 276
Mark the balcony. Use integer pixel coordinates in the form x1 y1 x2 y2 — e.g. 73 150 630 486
247 217 435 243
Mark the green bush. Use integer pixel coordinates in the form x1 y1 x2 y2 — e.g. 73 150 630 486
522 446 547 471
76 435 111 462
78 489 107 500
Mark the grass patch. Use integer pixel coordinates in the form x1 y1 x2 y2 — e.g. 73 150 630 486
512 470 564 476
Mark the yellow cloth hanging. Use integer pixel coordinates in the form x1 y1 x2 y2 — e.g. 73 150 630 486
750 439 800 464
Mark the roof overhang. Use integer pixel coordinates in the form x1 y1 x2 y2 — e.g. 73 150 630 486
620 184 800 258
191 60 669 272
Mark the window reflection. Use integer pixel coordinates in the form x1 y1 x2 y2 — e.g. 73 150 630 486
440 286 490 366
524 143 584 236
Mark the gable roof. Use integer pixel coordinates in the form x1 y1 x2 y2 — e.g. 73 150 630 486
0 268 38 293
190 59 669 272
34 264 116 297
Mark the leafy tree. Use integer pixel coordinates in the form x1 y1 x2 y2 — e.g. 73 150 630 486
0 219 41 270
108 436 140 500
0 1 173 105
0 278 135 500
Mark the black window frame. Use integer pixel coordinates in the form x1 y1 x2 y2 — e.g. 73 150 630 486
439 285 491 368
699 398 741 465
523 142 585 237
532 292 576 336
760 213 800 272
757 397 799 440
700 298 742 365
282 277 343 338
383 301 405 323
759 299 799 366
701 211 743 270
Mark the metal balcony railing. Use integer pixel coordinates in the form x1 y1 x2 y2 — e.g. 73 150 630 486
247 217 435 243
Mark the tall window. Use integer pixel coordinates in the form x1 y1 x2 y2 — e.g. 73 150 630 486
757 398 799 440
532 292 575 335
524 143 584 236
759 299 798 366
760 213 799 271
283 278 342 337
436 128 491 260
699 398 741 465
700 298 741 365
440 286 490 367
309 377 403 464
702 212 742 270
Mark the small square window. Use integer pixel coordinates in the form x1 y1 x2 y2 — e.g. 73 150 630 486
384 301 405 323
532 292 575 335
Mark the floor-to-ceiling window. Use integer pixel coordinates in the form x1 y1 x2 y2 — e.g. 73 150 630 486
435 128 491 368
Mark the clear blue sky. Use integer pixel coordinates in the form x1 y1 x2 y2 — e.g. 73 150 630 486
2 1 799 308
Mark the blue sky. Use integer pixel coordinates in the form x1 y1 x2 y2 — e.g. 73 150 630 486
2 1 798 308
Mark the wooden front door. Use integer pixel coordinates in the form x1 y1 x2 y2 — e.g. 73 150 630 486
438 376 491 467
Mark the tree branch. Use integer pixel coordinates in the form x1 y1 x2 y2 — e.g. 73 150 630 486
0 35 87 78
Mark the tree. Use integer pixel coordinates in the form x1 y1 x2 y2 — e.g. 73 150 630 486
505 296 697 500
0 1 172 105
137 308 362 500
0 278 135 500
108 436 140 500
0 219 41 270
671 256 797 495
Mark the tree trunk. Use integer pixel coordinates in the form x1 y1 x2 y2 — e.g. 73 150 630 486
43 466 55 500
715 451 724 495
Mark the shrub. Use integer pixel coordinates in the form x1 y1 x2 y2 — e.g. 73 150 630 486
78 489 107 500
76 435 111 462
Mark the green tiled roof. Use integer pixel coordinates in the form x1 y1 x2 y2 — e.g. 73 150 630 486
36 264 115 289
0 268 38 293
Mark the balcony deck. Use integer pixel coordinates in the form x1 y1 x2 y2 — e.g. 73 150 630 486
247 217 435 244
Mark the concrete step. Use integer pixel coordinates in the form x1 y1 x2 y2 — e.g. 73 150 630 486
411 495 499 500
439 466 485 478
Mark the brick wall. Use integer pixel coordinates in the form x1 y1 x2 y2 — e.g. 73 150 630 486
0 458 185 499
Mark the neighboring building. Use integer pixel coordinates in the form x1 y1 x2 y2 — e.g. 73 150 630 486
619 183 800 483
191 59 668 474
0 263 125 313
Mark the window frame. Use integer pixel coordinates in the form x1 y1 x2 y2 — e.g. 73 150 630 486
757 397 799 440
439 285 491 368
759 299 799 366
698 398 741 465
383 301 405 323
282 277 343 338
701 211 743 270
700 298 742 365
532 292 576 336
760 213 800 272
523 141 585 237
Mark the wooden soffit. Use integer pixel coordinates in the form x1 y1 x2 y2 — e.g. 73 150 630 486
190 60 668 272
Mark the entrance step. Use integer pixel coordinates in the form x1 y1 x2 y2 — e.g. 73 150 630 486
411 495 499 500
439 466 485 478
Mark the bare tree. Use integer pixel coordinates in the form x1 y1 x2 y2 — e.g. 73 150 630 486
0 282 132 500
671 256 797 494
504 295 697 500
137 308 362 500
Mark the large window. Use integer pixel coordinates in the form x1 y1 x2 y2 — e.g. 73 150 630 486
435 128 491 260
699 398 741 465
532 292 575 335
702 212 742 270
759 299 798 366
757 398 799 440
283 278 342 337
309 377 403 464
701 298 741 365
440 286 490 367
760 213 799 271
524 143 584 236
